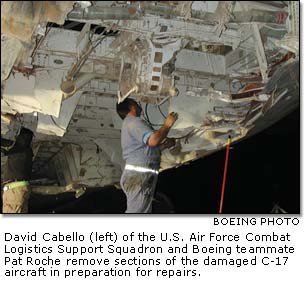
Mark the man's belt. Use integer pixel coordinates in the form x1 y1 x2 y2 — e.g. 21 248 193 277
2 181 30 192
125 164 159 174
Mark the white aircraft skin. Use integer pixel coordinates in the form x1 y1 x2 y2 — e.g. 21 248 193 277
1 1 299 189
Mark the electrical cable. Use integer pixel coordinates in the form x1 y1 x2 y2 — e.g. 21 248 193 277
88 26 98 46
51 116 66 131
138 102 152 128
144 103 206 143
145 103 151 125
144 103 163 127
69 29 108 79
31 23 53 58
169 128 206 144
89 26 107 47
142 102 207 144
157 104 167 119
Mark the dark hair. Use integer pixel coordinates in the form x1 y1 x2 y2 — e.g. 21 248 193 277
116 98 137 120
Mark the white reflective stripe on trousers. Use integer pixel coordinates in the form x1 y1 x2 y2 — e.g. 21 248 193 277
125 164 159 174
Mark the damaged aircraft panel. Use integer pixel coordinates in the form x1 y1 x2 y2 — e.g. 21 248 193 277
1 1 299 189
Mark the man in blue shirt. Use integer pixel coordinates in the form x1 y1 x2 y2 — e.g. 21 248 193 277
116 98 178 213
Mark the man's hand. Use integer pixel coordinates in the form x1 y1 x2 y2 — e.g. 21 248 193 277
160 138 176 150
147 112 178 147
164 112 178 128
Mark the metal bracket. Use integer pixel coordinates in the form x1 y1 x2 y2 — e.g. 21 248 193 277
251 23 268 82
76 23 91 48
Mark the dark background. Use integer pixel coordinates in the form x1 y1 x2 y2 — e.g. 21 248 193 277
27 108 300 214
157 108 300 214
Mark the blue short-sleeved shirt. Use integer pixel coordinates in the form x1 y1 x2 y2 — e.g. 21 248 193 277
121 116 161 170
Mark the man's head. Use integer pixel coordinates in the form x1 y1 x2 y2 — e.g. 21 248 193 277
116 98 142 120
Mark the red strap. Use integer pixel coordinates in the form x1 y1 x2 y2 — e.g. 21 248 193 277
219 138 231 214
